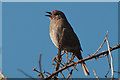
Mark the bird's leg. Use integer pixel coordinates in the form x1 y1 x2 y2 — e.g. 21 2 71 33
56 50 66 59
68 53 75 63
56 28 66 60
54 47 62 79
52 50 66 62
54 28 65 79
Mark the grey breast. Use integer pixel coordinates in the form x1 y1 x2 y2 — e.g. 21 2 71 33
49 19 63 48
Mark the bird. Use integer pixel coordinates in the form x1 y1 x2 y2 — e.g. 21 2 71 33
45 10 89 76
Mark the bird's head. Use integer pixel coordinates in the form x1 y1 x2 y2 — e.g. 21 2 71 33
45 10 66 20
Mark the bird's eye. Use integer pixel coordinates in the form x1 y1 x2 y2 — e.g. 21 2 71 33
54 13 59 15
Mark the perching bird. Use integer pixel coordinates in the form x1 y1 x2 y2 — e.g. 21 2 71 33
45 10 89 76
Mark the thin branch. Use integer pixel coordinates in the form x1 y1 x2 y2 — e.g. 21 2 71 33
39 53 44 78
39 54 42 72
66 52 68 63
66 66 75 80
61 59 65 65
106 34 114 80
0 72 7 80
105 54 111 77
93 70 100 80
66 68 72 80
53 55 64 67
60 72 65 78
17 68 35 80
94 36 107 55
33 66 40 73
68 53 75 63
44 71 51 75
98 54 107 58
39 70 51 77
52 51 65 62
54 49 61 79
44 43 120 79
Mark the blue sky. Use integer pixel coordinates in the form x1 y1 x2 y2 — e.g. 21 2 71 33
2 2 118 78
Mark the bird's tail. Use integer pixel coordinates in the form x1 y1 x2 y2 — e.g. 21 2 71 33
81 61 89 76
74 51 89 76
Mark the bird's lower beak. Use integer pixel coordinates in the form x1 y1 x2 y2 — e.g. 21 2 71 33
45 12 51 17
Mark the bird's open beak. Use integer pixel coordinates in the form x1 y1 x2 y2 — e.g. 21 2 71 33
45 12 51 17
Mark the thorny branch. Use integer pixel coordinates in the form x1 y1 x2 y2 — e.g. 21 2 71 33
93 70 100 80
32 31 120 79
44 43 120 79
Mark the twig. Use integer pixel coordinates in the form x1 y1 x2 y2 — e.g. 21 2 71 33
105 54 111 77
54 57 64 68
58 57 72 79
54 45 61 79
17 68 35 80
93 70 100 80
94 38 107 55
60 72 65 78
52 51 65 62
66 52 68 63
45 71 51 75
33 66 40 73
68 53 75 63
106 32 114 80
0 72 7 80
61 59 65 65
66 66 75 80
39 53 44 78
59 56 73 79
44 43 120 79
94 32 108 55
66 68 72 80
39 70 51 77
98 54 107 58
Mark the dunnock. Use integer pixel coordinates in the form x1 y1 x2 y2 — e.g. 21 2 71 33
46 10 89 76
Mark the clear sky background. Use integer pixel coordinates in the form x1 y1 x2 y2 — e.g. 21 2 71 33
2 2 118 78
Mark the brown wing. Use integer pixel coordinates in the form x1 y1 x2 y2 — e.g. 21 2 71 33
60 21 82 52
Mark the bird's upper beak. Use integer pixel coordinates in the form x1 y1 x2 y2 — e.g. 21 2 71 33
45 12 51 17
